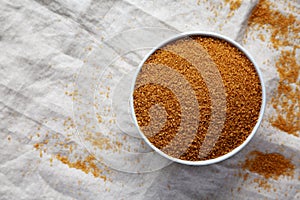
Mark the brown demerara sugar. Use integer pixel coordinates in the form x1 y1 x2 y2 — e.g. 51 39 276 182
133 36 262 161
242 151 295 180
247 0 300 136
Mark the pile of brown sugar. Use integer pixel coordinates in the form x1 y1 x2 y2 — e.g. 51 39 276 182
133 35 262 161
242 151 295 180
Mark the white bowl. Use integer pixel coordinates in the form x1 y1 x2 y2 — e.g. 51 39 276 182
130 31 266 165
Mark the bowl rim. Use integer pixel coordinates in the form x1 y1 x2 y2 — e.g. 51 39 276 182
129 31 266 166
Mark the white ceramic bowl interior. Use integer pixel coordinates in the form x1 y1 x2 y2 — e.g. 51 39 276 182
130 31 266 165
